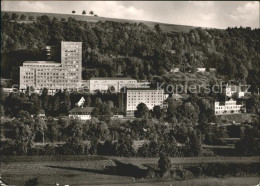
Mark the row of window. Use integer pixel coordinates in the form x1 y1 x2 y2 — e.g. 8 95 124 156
215 105 242 110
24 65 60 68
63 44 80 48
25 72 33 75
23 76 33 79
37 84 78 87
64 61 79 64
37 79 79 83
64 49 80 52
64 53 80 57
215 110 240 114
128 92 163 94
64 57 81 60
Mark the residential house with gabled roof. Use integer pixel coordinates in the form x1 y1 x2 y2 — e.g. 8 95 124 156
69 106 94 120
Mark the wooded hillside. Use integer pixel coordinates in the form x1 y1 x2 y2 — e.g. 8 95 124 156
1 12 260 92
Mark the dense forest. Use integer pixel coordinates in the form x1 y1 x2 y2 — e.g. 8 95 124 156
1 13 260 92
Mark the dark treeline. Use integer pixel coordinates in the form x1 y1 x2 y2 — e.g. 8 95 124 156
1 13 260 92
0 88 118 118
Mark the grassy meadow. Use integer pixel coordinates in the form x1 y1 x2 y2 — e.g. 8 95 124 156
1 156 260 185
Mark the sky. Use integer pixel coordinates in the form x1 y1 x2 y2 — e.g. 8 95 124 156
2 1 259 29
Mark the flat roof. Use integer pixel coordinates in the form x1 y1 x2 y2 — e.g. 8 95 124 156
61 41 82 43
127 88 162 91
23 61 60 64
90 77 134 80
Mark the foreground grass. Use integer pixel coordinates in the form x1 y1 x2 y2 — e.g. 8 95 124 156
114 156 260 166
1 156 260 185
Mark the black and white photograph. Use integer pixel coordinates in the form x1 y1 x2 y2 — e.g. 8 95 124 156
1 1 260 185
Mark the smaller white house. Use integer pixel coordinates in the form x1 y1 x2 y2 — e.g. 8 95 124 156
170 68 180 72
214 99 245 115
69 107 94 120
2 88 14 95
111 114 124 119
76 97 85 107
209 68 216 72
111 108 125 119
197 68 206 73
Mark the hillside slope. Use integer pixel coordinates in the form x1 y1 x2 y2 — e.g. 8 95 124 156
2 11 200 33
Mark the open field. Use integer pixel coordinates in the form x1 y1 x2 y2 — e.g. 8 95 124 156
114 156 260 166
2 11 203 33
1 156 260 185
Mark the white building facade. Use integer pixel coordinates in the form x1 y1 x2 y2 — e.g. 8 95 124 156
20 41 82 94
89 77 150 93
214 99 245 115
126 88 164 116
69 107 94 120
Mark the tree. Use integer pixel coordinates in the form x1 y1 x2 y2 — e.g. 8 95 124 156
246 95 260 113
237 64 248 80
86 96 91 106
158 153 171 176
82 10 86 15
28 15 34 21
89 11 94 16
152 105 163 119
4 93 23 117
154 24 162 33
40 88 49 111
72 10 76 14
60 90 71 114
235 127 259 156
134 103 150 119
46 119 59 142
20 14 27 20
187 131 202 157
51 95 60 115
34 117 47 143
94 97 102 106
29 93 42 115
2 13 10 21
25 178 38 186
11 13 19 20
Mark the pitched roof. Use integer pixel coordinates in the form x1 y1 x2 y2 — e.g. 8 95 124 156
171 93 183 100
180 93 190 100
39 110 45 114
77 96 85 102
69 107 94 114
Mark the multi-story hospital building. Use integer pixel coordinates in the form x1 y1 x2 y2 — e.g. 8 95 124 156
20 41 82 94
